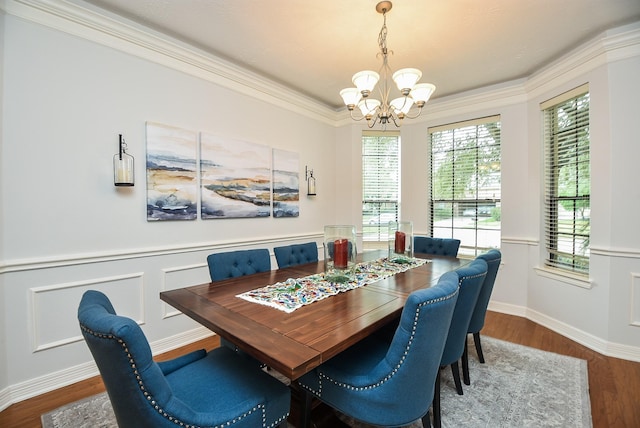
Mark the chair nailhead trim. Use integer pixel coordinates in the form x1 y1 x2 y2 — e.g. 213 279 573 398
79 324 282 427
299 288 459 397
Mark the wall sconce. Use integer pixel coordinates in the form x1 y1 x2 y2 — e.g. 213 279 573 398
305 165 316 196
113 134 134 186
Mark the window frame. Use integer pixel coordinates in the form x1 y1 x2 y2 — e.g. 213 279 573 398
541 84 590 277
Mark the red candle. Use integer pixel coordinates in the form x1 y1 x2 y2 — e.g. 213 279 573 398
395 231 406 254
334 239 348 268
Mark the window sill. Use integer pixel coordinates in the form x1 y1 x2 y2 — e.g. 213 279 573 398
533 266 593 289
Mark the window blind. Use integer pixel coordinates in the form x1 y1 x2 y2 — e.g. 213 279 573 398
362 132 400 241
429 116 501 256
542 85 590 274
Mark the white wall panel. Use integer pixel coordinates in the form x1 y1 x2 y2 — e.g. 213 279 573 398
161 263 208 318
631 272 640 327
30 273 144 352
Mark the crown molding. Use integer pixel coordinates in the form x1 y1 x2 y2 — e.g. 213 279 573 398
2 0 339 125
525 21 640 99
3 1 639 129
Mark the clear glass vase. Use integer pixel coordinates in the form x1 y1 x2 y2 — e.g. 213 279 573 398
388 221 413 263
323 225 357 283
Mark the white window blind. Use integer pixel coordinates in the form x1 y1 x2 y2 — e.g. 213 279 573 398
542 85 590 275
362 132 400 241
429 116 501 256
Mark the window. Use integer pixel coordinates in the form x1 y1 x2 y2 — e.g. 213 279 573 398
429 116 501 257
362 132 400 243
542 85 590 275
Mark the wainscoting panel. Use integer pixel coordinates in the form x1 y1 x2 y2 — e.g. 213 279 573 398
631 272 640 327
161 263 210 318
29 273 144 352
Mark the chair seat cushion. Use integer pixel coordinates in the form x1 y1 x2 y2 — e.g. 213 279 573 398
165 346 290 426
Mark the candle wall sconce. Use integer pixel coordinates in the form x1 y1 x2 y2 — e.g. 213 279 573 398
305 165 316 196
113 134 134 187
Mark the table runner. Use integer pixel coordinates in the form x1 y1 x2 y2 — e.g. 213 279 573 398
236 257 428 313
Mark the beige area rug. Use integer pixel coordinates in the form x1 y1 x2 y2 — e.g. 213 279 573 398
42 337 592 428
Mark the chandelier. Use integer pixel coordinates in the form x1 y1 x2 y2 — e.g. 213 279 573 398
339 1 436 128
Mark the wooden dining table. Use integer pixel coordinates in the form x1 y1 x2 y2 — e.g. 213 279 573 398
160 250 468 381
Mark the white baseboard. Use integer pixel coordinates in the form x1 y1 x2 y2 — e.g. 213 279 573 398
0 326 214 412
488 302 640 363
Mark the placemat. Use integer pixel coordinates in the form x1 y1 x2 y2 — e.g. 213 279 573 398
237 257 428 312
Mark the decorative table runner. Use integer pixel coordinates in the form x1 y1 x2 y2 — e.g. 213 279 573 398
237 257 428 313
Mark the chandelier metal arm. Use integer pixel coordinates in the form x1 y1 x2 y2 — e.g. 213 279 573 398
403 104 424 120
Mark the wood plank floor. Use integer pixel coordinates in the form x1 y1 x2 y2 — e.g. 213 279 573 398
1 311 639 428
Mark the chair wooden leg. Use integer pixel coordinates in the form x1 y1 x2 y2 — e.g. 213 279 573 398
432 369 442 428
300 389 313 428
462 338 470 385
422 409 432 428
473 332 485 363
450 361 463 395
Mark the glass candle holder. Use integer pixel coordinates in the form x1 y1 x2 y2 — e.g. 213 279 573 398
388 221 413 263
323 225 357 283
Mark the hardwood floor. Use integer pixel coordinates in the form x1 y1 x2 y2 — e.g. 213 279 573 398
1 311 639 428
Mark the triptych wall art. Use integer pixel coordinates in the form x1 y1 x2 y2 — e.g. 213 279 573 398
146 122 300 221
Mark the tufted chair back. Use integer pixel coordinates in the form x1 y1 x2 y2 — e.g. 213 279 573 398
207 248 270 281
468 249 502 334
78 290 291 428
432 258 488 428
441 258 488 367
462 249 503 385
297 271 460 428
274 242 319 268
414 236 461 256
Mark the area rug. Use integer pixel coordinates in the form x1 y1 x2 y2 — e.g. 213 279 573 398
41 337 592 428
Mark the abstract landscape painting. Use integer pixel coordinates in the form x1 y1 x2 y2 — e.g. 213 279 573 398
146 122 198 221
272 149 299 217
200 133 271 219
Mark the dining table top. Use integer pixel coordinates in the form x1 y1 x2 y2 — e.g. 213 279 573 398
160 250 468 380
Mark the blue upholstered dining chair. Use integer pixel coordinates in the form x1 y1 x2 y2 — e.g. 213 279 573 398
274 242 318 268
207 248 271 354
462 249 502 385
432 258 487 428
297 271 460 428
414 236 461 256
207 248 271 281
78 290 290 428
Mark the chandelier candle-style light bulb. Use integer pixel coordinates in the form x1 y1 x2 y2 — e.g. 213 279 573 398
340 1 436 128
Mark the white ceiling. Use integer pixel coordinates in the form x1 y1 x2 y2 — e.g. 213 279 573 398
80 0 640 110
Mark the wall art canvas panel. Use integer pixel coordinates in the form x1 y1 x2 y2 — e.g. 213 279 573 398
146 122 198 221
272 149 300 218
200 132 271 219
